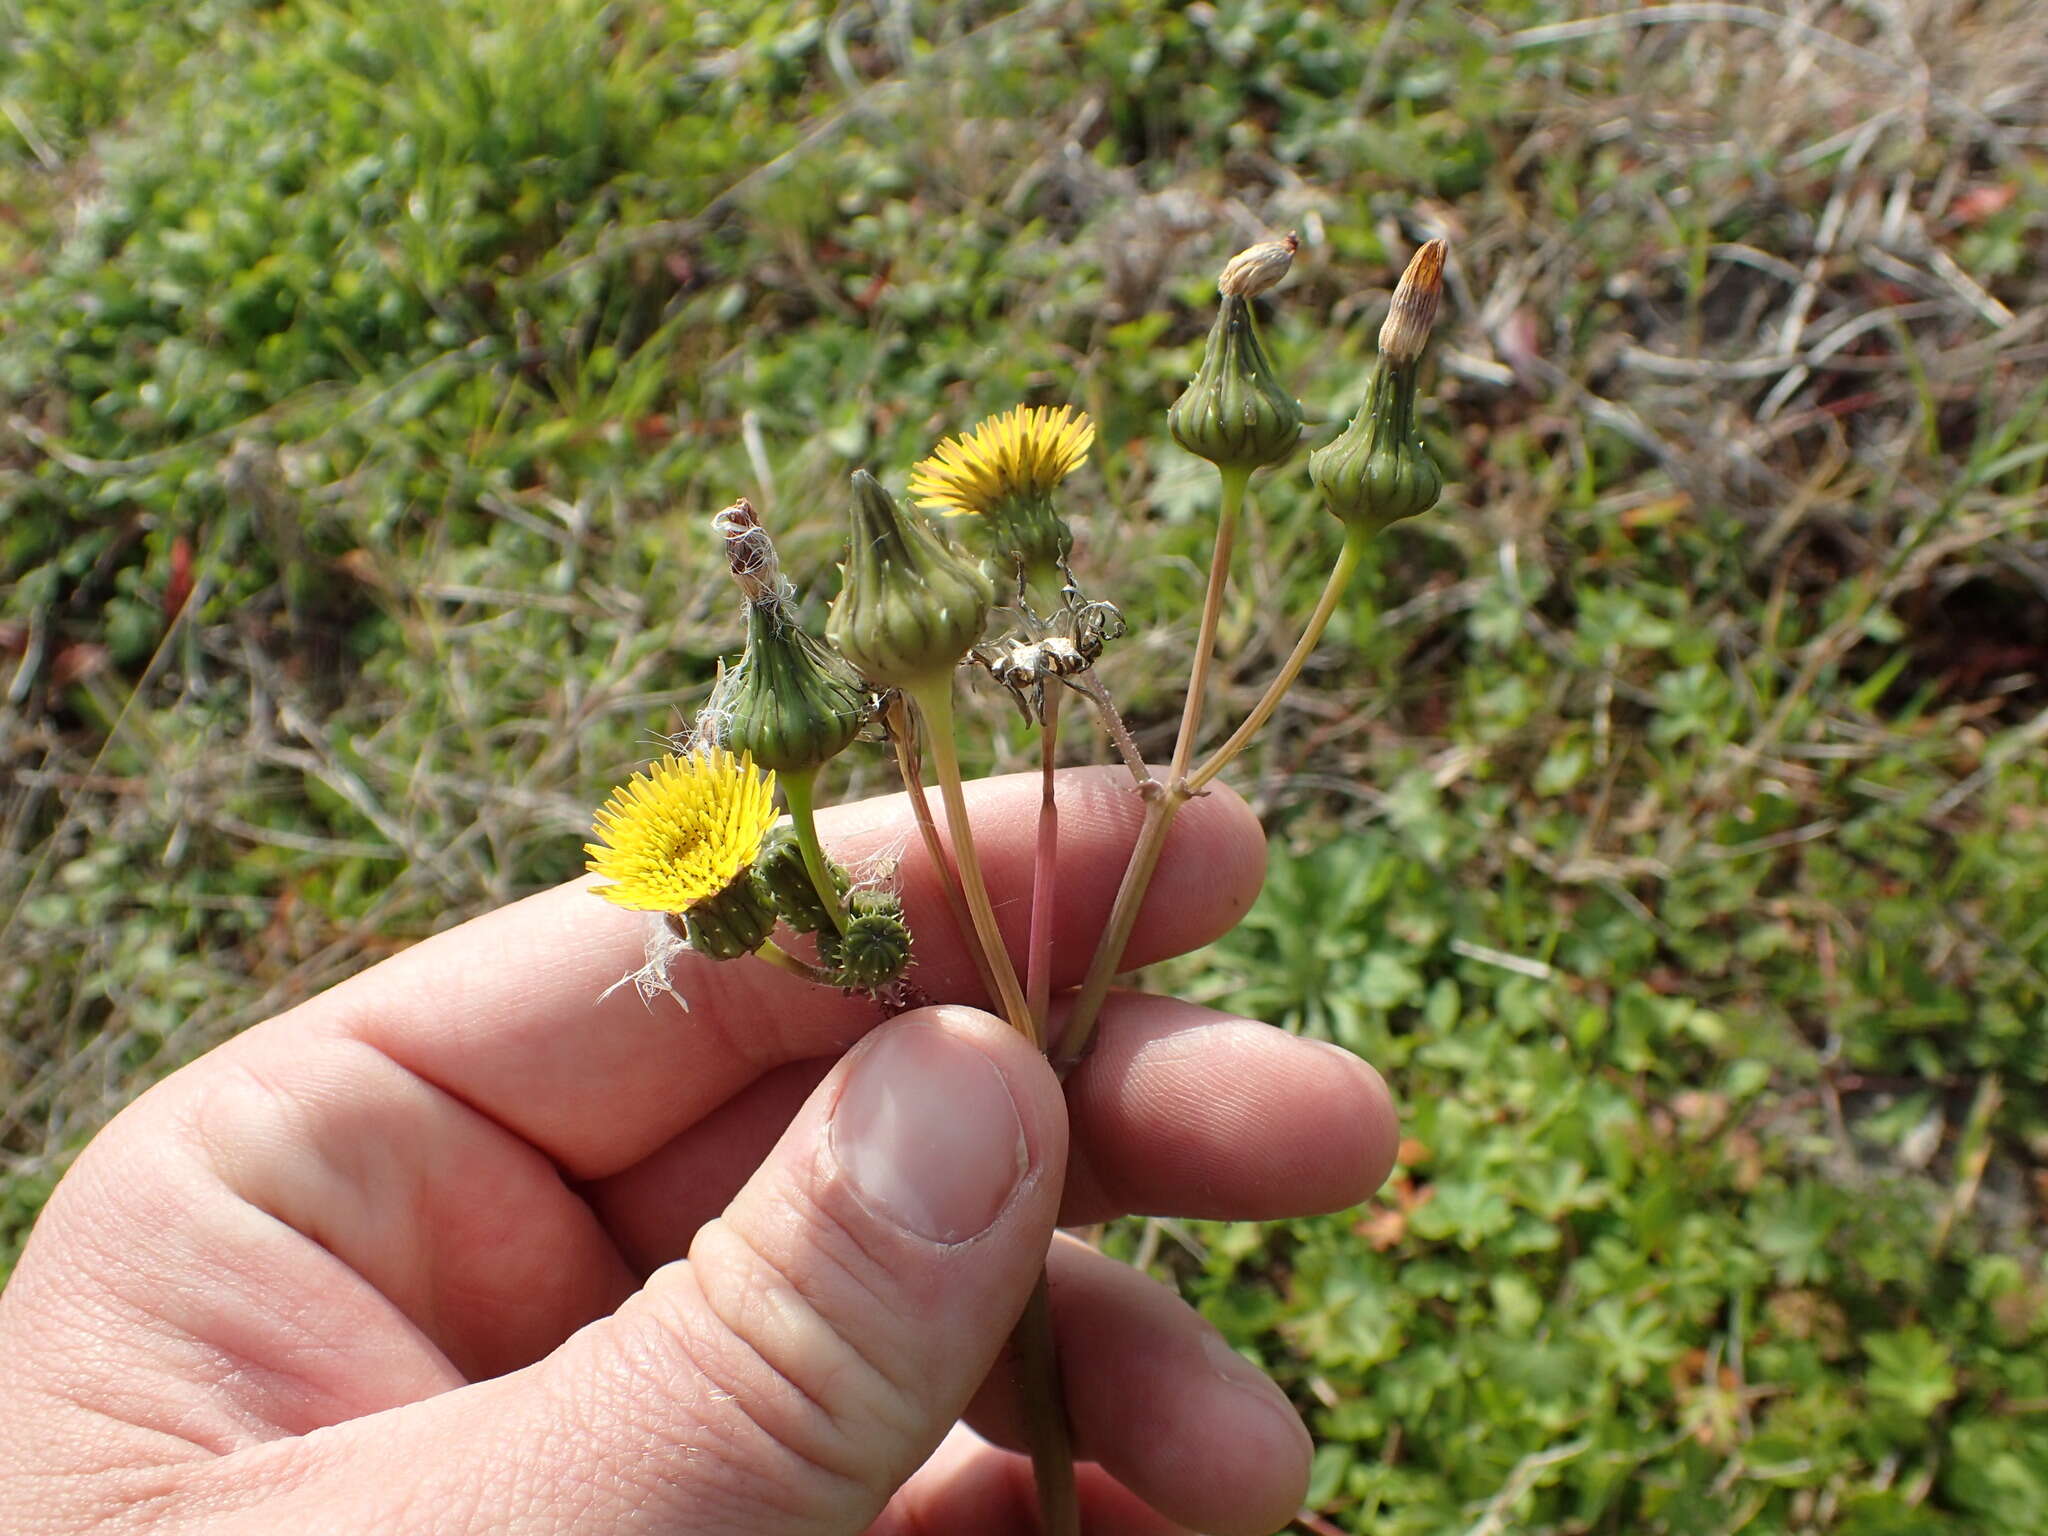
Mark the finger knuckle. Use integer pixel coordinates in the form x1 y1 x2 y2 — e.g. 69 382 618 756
609 1239 905 1526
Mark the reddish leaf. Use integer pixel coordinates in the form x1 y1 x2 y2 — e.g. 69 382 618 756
164 534 195 623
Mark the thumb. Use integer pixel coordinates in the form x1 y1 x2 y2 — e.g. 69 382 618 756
285 1005 1067 1535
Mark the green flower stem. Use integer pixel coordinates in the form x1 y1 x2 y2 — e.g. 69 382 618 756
1056 483 1358 1069
886 694 997 1006
1167 463 1249 788
1052 788 1176 1069
1187 525 1367 794
780 768 849 935
752 937 830 986
1053 465 1248 1067
906 679 1034 1039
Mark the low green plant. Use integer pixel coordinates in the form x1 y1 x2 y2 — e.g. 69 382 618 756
7 3 2047 1530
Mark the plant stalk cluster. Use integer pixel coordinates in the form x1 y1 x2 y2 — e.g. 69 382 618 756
584 234 1451 1536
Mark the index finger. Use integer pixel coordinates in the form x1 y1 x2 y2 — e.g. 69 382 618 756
303 765 1264 1179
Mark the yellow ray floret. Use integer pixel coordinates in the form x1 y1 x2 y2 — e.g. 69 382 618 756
909 404 1095 518
585 748 779 913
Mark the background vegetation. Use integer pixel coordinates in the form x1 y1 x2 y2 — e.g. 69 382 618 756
4 0 2046 1529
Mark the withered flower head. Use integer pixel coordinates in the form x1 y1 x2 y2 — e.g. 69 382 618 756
1218 231 1299 299
712 497 782 605
1377 239 1446 366
702 499 869 776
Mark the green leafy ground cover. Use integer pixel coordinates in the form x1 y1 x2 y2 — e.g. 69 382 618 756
5 1 2048 1529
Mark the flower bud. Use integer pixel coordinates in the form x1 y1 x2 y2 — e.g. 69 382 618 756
675 876 779 961
751 822 849 935
826 469 993 693
817 888 913 989
1309 240 1448 533
710 603 868 775
1168 240 1302 472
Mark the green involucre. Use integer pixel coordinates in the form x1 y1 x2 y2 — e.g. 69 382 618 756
1308 355 1443 533
713 603 868 776
817 888 913 989
1168 293 1303 472
826 470 993 692
751 823 850 935
958 490 1074 603
679 875 780 961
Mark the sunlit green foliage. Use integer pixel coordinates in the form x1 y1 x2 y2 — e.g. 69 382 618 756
6 1 2047 1530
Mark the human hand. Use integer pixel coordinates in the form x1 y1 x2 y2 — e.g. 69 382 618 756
0 768 1397 1535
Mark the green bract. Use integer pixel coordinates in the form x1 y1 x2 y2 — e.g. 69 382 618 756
678 877 779 961
817 888 913 988
712 603 868 776
1308 355 1443 534
826 470 993 693
1168 293 1302 472
750 823 850 935
960 491 1073 603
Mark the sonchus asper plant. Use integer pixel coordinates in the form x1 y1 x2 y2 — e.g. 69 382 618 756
581 231 1453 1536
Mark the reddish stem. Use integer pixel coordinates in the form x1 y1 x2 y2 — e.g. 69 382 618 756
1026 691 1061 1039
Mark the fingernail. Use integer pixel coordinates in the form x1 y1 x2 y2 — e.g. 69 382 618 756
831 1023 1029 1244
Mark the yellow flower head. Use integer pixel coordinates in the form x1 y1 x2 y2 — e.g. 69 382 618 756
585 748 779 913
908 404 1094 520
